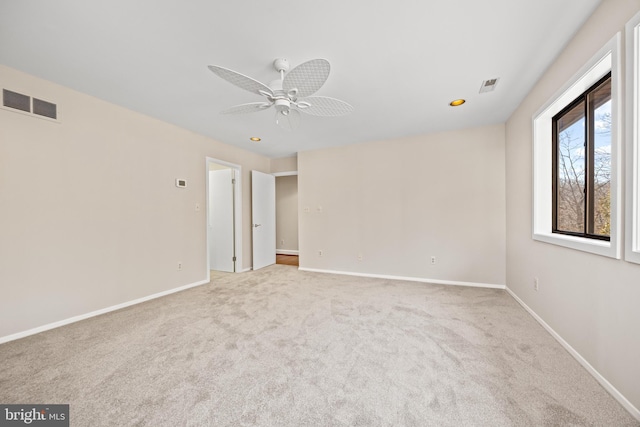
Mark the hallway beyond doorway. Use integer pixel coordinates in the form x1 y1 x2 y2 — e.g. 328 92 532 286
276 254 299 267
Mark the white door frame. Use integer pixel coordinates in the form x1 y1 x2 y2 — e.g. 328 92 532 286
205 157 242 274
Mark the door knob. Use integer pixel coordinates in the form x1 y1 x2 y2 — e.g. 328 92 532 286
254 224 262 228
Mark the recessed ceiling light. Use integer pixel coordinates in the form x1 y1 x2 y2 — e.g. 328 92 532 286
249 137 261 142
449 99 466 107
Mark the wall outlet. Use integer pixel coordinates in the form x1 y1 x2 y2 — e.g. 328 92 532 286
280 239 285 245
177 262 183 271
304 207 310 213
318 250 323 257
431 256 436 265
534 277 539 291
357 254 363 261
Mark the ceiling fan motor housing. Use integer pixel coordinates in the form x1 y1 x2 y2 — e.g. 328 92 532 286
268 78 290 114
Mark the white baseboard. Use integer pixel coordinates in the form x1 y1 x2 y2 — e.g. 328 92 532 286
298 267 505 289
0 278 210 345
276 249 299 255
506 287 640 422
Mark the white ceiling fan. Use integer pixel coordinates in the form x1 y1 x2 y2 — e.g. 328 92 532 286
208 58 353 130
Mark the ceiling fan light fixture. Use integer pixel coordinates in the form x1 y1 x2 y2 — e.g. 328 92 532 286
274 98 290 115
449 99 466 107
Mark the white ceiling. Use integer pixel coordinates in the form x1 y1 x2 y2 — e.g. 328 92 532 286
0 0 601 158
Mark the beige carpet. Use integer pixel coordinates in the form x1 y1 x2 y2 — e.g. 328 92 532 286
0 265 637 426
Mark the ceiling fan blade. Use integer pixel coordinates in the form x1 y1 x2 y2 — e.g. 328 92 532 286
208 65 273 97
296 96 353 117
275 109 301 131
283 59 330 98
220 102 272 114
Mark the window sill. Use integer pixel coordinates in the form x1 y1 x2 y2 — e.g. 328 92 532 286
533 232 618 258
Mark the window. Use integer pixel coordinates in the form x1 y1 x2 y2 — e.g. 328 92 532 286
626 12 640 264
532 34 620 258
552 73 611 241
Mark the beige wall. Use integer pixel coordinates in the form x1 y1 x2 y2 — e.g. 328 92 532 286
0 65 270 338
298 124 506 286
276 175 299 252
270 156 297 173
505 0 640 412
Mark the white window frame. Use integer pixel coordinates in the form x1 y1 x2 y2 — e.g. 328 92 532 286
532 34 621 258
626 13 640 264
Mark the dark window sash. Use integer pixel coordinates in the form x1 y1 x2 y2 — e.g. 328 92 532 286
551 72 611 241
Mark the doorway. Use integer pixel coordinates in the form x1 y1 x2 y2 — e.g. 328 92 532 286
274 172 299 267
206 158 242 275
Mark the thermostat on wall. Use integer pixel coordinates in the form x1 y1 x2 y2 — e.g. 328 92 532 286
175 179 187 188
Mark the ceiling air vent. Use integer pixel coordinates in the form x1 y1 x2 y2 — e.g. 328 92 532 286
2 88 59 121
479 78 500 94
3 89 31 112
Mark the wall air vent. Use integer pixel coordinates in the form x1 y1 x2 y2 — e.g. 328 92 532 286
33 98 57 119
479 78 500 94
3 89 31 112
2 88 59 122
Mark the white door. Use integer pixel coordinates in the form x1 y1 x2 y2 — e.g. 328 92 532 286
252 170 276 270
209 169 235 272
